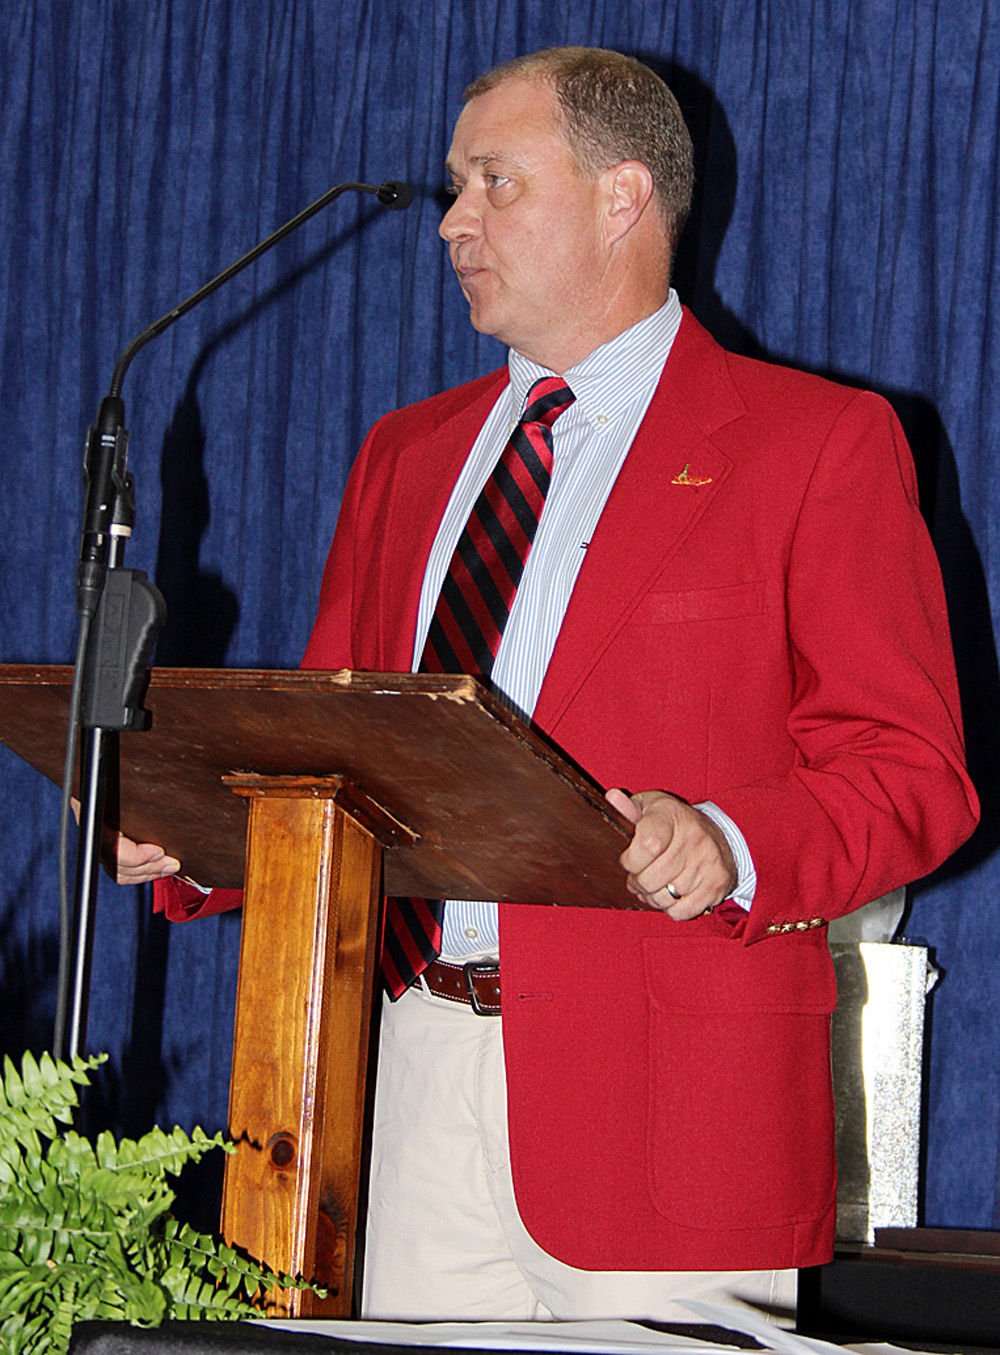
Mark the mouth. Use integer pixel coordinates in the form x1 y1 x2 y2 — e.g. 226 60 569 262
452 265 484 304
452 252 486 279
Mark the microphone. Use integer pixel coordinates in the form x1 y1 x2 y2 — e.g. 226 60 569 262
59 174 414 1060
377 180 414 210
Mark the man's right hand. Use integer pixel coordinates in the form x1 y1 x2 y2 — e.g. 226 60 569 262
111 833 181 886
71 798 180 885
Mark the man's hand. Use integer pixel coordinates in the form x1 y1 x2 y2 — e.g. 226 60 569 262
71 799 180 885
605 788 737 919
111 834 181 886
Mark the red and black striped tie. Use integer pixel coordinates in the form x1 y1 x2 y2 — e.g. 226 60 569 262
381 376 576 998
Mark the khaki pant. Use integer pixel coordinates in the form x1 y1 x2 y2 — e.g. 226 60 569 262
362 982 795 1324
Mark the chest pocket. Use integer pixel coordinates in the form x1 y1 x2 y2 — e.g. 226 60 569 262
634 580 765 624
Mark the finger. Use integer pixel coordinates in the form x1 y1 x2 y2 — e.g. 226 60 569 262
630 862 682 904
115 837 167 866
619 806 679 875
115 860 181 885
630 838 730 912
638 881 717 920
655 861 733 913
605 787 640 824
661 892 713 921
113 836 180 884
632 845 698 899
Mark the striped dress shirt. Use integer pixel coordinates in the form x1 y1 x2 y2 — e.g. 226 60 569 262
411 293 754 961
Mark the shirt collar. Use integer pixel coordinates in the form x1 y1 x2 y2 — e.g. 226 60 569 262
506 290 682 428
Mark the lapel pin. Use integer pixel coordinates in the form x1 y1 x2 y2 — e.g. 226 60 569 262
671 463 713 487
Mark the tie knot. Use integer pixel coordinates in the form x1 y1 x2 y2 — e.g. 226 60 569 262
522 377 575 429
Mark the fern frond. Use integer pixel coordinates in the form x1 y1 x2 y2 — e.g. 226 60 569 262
0 1053 104 1143
0 1050 321 1354
102 1124 230 1178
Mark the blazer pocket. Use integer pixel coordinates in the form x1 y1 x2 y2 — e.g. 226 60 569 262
636 580 765 624
642 935 837 1231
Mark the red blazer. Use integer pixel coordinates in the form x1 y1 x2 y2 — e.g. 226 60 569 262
166 311 978 1272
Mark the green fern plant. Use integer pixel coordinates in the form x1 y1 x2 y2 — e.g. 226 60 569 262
0 1049 317 1353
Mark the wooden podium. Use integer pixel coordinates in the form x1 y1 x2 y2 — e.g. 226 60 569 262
0 665 635 1315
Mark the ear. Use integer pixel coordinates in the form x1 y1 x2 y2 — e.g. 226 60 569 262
602 161 657 244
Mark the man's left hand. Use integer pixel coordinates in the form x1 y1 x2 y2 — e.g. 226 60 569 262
605 788 737 919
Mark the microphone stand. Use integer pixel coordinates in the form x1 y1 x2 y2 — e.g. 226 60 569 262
54 178 413 1061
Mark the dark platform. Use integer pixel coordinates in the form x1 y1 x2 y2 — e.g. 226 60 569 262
797 1229 1000 1351
69 1321 763 1354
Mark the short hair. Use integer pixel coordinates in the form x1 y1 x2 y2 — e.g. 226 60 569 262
463 46 694 249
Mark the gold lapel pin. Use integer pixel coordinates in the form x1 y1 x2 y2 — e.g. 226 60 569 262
671 463 713 487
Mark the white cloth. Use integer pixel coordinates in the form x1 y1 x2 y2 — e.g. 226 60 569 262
362 985 796 1324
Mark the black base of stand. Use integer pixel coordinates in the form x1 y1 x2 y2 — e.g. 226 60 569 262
798 1233 1000 1352
70 1320 334 1352
69 1321 762 1355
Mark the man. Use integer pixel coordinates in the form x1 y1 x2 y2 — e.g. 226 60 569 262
131 47 977 1324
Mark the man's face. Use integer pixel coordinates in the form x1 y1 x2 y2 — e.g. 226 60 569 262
440 77 609 370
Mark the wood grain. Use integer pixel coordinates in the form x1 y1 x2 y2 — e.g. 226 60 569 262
0 665 638 909
221 780 381 1315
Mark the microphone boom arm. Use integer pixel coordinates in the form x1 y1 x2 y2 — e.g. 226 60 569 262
109 180 410 397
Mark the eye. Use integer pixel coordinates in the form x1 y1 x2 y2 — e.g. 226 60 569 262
485 173 510 191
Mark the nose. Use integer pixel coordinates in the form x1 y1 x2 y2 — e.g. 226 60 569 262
439 188 479 243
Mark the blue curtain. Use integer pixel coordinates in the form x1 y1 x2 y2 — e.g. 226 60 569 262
1 0 997 1230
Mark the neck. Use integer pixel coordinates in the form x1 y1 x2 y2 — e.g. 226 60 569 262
515 292 671 374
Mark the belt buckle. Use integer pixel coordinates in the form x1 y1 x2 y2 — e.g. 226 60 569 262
463 961 501 1017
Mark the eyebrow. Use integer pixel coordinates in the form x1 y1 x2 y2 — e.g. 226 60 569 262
445 151 530 177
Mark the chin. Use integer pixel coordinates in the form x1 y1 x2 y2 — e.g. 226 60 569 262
467 308 504 342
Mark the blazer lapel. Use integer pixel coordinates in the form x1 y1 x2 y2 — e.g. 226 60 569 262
376 371 508 668
534 311 747 733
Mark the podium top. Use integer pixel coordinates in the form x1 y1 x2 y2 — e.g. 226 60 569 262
0 665 638 908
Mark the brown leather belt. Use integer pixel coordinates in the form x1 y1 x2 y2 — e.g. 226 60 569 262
423 958 501 1016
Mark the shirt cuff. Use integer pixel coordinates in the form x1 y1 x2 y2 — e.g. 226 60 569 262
694 801 756 910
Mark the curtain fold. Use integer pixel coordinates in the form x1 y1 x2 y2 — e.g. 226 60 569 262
1 0 997 1228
